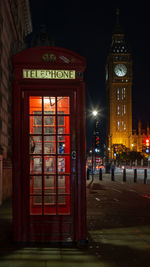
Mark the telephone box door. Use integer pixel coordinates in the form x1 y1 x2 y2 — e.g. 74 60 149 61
23 91 76 242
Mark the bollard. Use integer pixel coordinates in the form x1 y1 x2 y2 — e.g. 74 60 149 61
111 168 115 181
123 168 126 182
87 168 90 180
134 169 137 183
99 168 102 181
144 169 147 184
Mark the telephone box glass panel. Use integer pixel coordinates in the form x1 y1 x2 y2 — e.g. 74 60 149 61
29 96 71 215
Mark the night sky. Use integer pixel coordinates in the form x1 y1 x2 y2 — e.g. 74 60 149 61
27 1 150 150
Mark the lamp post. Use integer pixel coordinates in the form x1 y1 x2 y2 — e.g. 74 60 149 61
91 110 98 181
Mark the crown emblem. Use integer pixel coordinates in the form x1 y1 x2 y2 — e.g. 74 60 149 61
42 53 56 62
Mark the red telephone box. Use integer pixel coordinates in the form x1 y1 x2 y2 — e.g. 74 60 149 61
12 46 86 243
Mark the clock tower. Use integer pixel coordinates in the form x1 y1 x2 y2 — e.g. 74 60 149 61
106 9 132 160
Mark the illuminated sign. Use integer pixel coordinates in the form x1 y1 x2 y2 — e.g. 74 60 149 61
23 69 75 79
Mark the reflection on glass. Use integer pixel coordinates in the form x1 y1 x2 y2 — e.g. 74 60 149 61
30 156 42 174
44 156 55 173
58 127 64 135
57 97 70 114
58 195 65 204
44 176 55 193
44 195 55 204
58 116 64 125
29 96 42 114
32 176 42 194
44 127 55 134
30 136 42 154
33 196 42 204
30 117 42 134
44 136 55 154
45 136 54 141
58 142 65 154
44 116 54 125
33 116 42 125
57 157 65 173
58 176 65 194
44 97 56 114
57 116 70 134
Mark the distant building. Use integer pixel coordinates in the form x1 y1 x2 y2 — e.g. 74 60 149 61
131 121 150 154
106 9 132 160
105 9 149 161
0 0 32 204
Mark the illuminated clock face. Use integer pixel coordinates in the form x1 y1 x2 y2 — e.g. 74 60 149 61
114 64 127 77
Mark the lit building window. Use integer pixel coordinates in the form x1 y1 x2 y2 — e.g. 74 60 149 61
116 105 120 115
122 105 126 115
116 121 120 131
122 121 126 131
122 88 126 100
116 88 119 100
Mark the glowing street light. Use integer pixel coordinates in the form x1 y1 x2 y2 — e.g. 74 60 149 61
92 110 98 117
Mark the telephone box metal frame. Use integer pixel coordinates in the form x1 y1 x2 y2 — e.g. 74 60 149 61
12 46 87 244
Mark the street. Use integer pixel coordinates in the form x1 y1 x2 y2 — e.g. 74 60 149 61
0 175 150 266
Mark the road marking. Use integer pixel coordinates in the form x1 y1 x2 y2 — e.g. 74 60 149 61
112 188 122 193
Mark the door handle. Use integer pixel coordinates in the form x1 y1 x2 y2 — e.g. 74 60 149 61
72 151 76 159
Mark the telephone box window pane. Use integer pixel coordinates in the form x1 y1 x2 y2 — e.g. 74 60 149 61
30 156 42 174
58 136 70 154
57 97 70 114
30 136 42 154
31 176 42 194
58 195 65 204
34 116 42 125
30 117 42 134
58 175 70 194
44 195 55 204
58 142 65 154
58 116 64 125
44 156 56 173
30 196 42 215
57 156 70 173
44 176 55 194
44 136 56 154
57 116 70 134
44 97 56 114
58 127 64 136
45 135 54 141
58 175 65 194
44 116 54 125
44 127 55 134
29 96 42 114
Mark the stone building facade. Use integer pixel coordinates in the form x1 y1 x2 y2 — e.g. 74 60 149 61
0 0 32 204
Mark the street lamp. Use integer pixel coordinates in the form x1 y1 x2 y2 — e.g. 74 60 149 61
91 110 99 180
92 110 98 117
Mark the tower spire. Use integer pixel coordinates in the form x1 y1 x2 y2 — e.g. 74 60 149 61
116 8 120 23
113 8 123 34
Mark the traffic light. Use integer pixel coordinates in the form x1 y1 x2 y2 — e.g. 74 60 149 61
113 146 117 157
95 136 100 148
145 138 150 154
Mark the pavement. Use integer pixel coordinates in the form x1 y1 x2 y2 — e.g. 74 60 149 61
0 174 150 266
